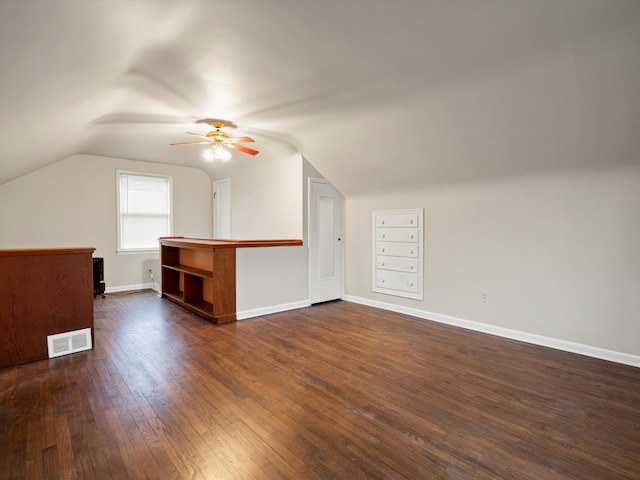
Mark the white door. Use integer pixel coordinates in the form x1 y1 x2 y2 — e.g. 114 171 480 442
213 178 231 238
309 178 343 304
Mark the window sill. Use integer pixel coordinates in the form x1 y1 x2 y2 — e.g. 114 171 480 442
116 248 160 256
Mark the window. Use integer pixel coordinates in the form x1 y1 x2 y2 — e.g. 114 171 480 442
117 170 172 253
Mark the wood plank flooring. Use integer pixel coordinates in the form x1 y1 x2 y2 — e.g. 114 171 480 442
1 290 639 479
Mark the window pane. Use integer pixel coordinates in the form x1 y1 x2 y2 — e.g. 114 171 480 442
121 215 170 249
118 172 171 251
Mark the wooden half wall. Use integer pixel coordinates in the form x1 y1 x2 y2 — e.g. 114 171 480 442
0 247 95 368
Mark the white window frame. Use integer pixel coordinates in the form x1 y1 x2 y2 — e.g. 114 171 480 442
116 170 173 255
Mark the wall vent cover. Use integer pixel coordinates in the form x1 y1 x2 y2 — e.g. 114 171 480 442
47 328 92 358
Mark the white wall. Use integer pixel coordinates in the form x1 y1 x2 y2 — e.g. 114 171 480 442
234 155 328 315
209 150 309 314
345 164 640 359
211 150 303 239
0 154 212 290
236 246 309 316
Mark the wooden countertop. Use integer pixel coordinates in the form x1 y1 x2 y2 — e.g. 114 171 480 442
159 237 303 248
0 247 96 257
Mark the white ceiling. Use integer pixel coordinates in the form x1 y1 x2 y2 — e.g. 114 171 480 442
1 0 639 194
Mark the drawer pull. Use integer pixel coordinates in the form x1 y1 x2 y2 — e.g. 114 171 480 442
408 265 413 269
380 233 385 238
408 249 414 254
408 234 414 239
380 262 385 267
380 278 385 283
408 219 414 224
380 248 385 253
380 220 385 225
407 282 413 287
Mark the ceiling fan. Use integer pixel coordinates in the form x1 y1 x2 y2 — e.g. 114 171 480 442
170 120 258 161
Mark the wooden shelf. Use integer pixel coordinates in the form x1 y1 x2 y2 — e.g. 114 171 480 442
162 290 183 301
185 299 214 317
163 291 215 321
162 263 213 279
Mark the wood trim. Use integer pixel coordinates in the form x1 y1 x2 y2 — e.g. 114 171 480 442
159 236 303 248
0 247 96 257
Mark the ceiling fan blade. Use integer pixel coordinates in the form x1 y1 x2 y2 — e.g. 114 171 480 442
170 141 211 146
228 143 259 155
186 132 211 140
227 136 255 143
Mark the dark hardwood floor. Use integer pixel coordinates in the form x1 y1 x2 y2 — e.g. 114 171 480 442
1 291 639 479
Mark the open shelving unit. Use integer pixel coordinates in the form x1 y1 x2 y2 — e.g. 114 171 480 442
160 239 236 323
162 266 215 318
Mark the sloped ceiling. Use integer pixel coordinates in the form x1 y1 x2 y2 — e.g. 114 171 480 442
1 0 639 194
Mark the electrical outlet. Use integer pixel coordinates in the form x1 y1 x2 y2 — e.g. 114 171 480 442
481 290 488 303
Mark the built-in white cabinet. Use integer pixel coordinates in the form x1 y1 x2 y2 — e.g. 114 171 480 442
372 209 424 300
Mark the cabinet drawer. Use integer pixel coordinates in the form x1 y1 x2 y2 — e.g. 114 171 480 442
375 213 419 228
376 242 419 258
376 227 419 243
376 256 419 273
376 270 419 294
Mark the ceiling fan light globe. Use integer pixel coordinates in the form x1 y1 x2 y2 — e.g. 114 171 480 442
213 145 232 161
203 148 215 161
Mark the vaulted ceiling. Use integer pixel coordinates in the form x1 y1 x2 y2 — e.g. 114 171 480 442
1 0 638 194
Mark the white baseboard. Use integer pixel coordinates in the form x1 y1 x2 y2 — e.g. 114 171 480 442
343 295 640 368
102 287 307 319
100 287 639 368
237 300 310 321
105 282 155 294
